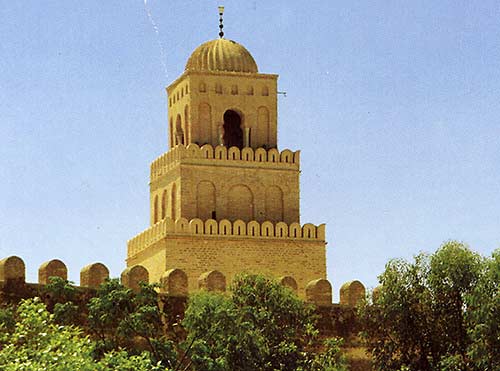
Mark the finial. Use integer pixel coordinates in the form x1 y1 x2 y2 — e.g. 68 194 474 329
218 6 225 38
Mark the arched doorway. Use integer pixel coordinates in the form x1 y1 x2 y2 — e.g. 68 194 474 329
223 110 243 149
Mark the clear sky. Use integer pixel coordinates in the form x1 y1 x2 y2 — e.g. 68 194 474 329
1 1 499 299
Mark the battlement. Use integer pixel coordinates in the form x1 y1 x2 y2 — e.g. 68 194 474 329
150 144 300 183
127 217 325 258
0 255 366 308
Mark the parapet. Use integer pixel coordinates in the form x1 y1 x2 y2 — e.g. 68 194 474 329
121 265 149 293
0 256 113 288
39 259 67 285
339 280 366 307
150 144 300 183
0 256 25 284
160 268 188 296
305 278 333 306
127 217 326 257
279 275 298 293
198 270 226 292
80 262 109 288
0 256 367 309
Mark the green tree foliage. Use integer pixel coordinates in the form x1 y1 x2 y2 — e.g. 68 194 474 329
182 274 347 371
0 298 164 371
87 279 177 367
1 275 349 370
44 276 81 325
360 241 500 371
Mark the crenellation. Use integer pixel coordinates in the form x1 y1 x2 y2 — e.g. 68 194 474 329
121 265 149 293
0 256 25 284
128 217 327 258
280 275 298 293
0 255 355 306
38 259 67 284
80 262 109 288
339 280 366 307
161 268 188 296
198 270 226 292
150 145 301 183
306 279 333 306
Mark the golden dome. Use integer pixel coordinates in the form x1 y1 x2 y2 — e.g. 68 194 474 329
185 39 258 73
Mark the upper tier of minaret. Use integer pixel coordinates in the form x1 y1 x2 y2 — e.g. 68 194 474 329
166 35 278 151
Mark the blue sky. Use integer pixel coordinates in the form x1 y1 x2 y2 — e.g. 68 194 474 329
1 1 499 299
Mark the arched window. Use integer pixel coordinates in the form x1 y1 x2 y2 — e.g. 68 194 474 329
184 105 190 144
257 106 270 146
223 110 243 149
215 83 222 94
169 117 174 147
161 190 167 219
171 184 177 220
196 181 216 220
227 184 254 221
265 185 284 222
153 195 159 224
261 86 269 96
231 85 238 95
175 114 184 145
199 82 206 92
198 103 212 144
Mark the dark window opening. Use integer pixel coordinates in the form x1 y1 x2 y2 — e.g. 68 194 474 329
223 110 243 149
211 210 216 219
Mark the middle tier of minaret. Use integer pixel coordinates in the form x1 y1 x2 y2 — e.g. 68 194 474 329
149 144 301 226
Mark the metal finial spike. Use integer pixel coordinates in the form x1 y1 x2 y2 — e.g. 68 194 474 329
218 6 225 38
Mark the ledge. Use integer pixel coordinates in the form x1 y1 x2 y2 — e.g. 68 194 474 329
127 217 325 257
150 144 300 183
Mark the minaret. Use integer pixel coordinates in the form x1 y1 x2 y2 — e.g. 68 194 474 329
127 10 327 297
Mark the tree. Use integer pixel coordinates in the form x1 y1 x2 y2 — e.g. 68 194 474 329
87 279 177 367
181 273 347 371
0 298 164 371
360 241 499 371
466 249 500 370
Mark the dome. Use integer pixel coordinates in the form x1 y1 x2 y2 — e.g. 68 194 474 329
185 38 258 73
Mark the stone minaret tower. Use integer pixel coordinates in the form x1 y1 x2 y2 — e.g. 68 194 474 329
127 21 327 297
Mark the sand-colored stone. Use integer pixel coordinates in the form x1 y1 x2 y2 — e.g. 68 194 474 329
127 36 328 298
80 262 109 288
0 256 25 283
38 259 68 284
305 278 332 305
198 270 226 292
340 280 366 307
160 268 188 296
279 275 298 293
121 265 149 292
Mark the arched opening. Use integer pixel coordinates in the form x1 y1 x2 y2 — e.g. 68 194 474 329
227 184 254 221
223 110 243 149
184 105 190 144
171 184 177 220
175 114 184 145
153 195 159 224
161 190 167 219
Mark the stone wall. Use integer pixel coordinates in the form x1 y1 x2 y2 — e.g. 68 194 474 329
127 218 326 298
149 144 300 225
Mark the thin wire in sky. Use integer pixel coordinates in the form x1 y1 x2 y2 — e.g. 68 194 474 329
143 0 169 80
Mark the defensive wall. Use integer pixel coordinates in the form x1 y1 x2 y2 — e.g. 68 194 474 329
0 255 366 309
0 256 371 370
